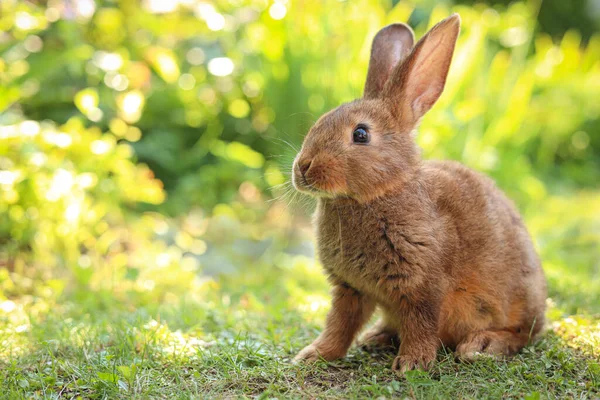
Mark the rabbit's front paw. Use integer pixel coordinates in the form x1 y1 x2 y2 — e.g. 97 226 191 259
293 343 322 363
293 341 346 363
392 352 435 376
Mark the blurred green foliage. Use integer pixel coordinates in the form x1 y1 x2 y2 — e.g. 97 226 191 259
0 0 599 324
0 118 163 279
457 0 600 42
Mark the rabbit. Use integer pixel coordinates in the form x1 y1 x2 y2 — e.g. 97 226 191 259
290 14 547 375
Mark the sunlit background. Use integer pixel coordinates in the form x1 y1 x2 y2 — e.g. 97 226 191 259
0 0 599 396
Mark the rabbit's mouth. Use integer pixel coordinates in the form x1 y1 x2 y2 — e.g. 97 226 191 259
295 177 330 197
292 170 335 198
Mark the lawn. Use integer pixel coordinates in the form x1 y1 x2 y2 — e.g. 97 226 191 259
1 207 599 399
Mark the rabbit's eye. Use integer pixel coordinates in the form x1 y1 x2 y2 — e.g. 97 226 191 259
352 127 369 144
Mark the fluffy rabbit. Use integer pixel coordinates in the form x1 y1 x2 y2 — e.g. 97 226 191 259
291 14 547 375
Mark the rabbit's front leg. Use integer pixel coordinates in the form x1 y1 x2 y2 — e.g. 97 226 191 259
391 294 441 375
294 283 375 362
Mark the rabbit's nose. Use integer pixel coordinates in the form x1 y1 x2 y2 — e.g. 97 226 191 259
298 159 312 177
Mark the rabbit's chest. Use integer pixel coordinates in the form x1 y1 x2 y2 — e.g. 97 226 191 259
316 203 431 298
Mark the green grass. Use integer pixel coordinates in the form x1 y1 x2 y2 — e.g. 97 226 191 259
1 193 598 399
1 255 599 399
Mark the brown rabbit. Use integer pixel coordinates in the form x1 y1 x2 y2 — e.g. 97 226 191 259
291 14 547 375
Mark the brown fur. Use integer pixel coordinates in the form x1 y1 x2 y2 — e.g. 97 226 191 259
290 14 547 375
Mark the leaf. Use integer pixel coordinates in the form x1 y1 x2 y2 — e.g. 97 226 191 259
97 372 119 384
117 366 131 379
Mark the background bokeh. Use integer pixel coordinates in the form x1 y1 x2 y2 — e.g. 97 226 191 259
0 0 599 396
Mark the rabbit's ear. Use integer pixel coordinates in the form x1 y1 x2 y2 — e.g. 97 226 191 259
363 24 414 99
384 14 460 121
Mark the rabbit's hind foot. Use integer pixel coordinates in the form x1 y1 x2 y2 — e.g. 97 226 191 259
455 329 530 361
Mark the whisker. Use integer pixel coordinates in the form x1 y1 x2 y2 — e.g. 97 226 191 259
265 135 301 153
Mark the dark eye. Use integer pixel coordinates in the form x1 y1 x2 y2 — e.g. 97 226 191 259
352 126 369 144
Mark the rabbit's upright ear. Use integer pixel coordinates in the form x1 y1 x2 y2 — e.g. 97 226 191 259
363 24 414 99
384 14 460 122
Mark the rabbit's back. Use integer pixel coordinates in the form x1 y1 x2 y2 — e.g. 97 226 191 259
421 160 547 346
421 159 540 276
